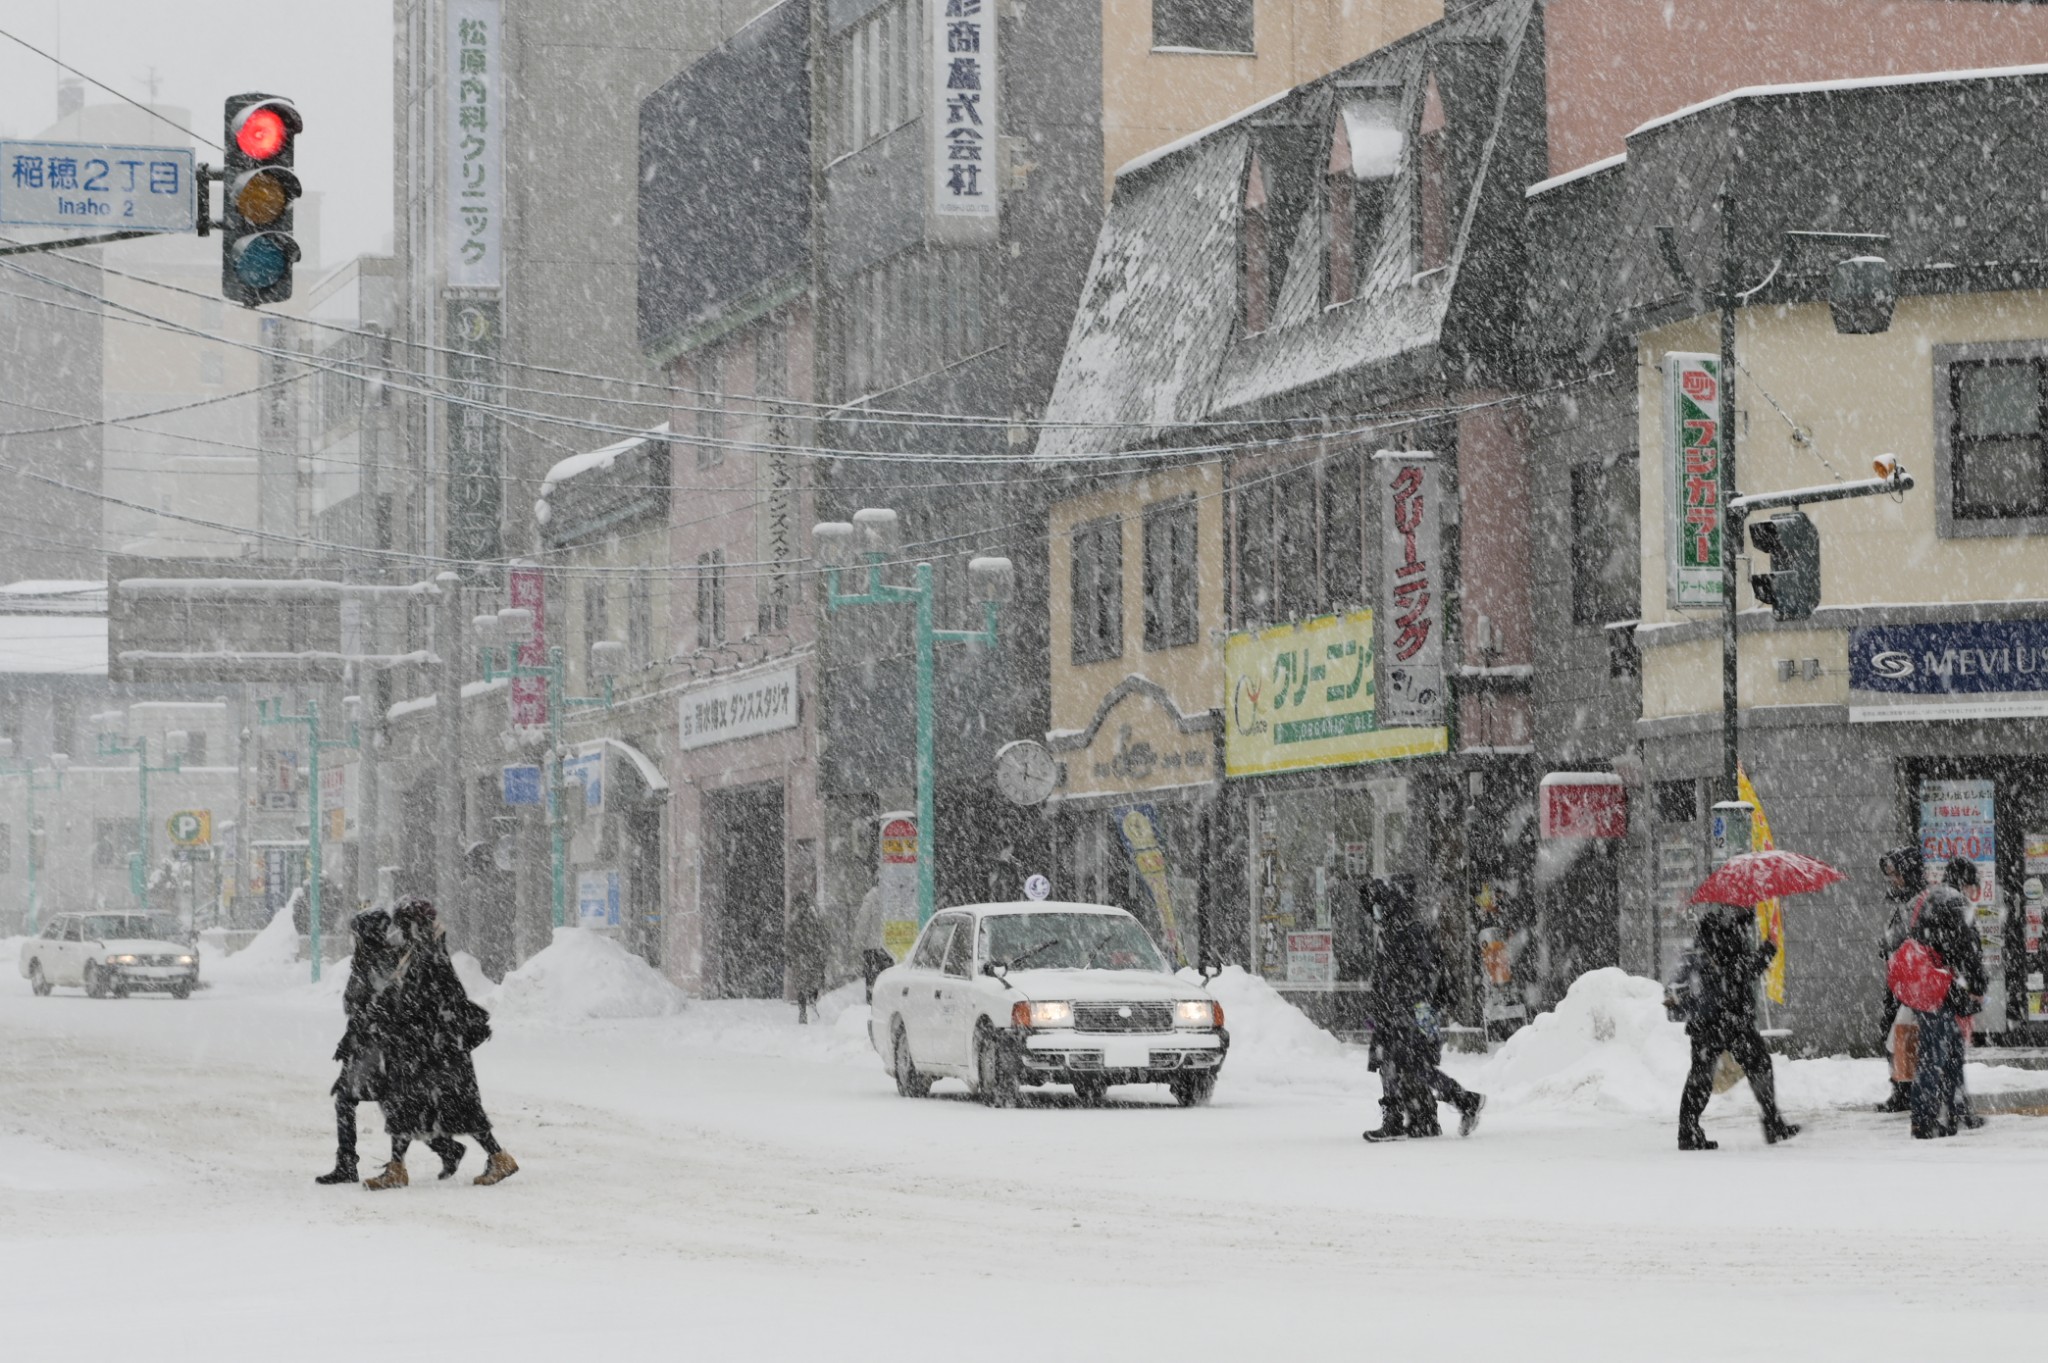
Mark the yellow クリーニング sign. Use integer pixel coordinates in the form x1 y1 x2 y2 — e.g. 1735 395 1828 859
1223 610 1447 777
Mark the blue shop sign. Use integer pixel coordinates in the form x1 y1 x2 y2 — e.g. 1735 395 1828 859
502 764 542 806
1849 619 2048 695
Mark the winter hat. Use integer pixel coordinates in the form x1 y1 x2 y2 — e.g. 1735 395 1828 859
1943 856 1979 890
1880 845 1925 885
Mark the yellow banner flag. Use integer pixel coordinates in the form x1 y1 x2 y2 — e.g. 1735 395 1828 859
1737 765 1787 1004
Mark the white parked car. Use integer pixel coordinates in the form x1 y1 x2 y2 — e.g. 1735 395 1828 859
20 912 199 999
869 901 1227 1107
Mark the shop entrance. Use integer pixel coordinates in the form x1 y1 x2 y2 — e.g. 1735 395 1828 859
705 783 786 999
1901 756 2048 1038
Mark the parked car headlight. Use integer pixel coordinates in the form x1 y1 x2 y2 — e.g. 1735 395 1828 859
106 954 137 966
175 955 195 966
1175 999 1223 1029
1011 1000 1074 1029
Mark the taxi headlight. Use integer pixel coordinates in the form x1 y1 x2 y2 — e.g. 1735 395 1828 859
1174 999 1222 1029
107 954 138 966
1012 1000 1074 1029
175 955 196 966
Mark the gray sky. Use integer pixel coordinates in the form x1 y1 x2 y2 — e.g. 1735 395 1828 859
0 1 393 263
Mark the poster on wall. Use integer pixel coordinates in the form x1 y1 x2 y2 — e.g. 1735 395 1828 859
1112 804 1184 966
2026 832 2048 1021
1919 778 2004 1024
1663 352 1725 612
1376 453 1444 729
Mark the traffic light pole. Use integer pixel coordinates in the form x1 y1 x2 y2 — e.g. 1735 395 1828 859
257 698 358 984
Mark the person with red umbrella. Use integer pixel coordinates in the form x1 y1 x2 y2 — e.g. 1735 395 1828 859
1675 851 1836 1150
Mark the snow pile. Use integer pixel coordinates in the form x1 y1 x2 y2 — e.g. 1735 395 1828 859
200 909 309 991
1478 968 1688 1116
450 949 493 1000
1197 965 1370 1091
486 926 685 1022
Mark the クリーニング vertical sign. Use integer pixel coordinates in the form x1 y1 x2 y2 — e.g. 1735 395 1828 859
1376 452 1444 729
1664 353 1724 610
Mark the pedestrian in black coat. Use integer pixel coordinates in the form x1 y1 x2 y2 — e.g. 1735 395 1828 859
1362 878 1484 1142
1873 845 1926 1113
363 900 518 1189
315 908 468 1185
787 895 831 1025
1676 903 1799 1150
1908 857 1990 1140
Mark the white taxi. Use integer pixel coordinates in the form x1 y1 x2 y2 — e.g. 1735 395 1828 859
869 902 1227 1107
20 912 199 999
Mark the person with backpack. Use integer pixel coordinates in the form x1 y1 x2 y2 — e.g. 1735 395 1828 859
1361 878 1485 1142
1676 902 1800 1151
1891 857 1989 1140
1874 845 1927 1113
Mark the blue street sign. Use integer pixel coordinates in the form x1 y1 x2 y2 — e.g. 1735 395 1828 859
1 140 197 232
502 764 542 806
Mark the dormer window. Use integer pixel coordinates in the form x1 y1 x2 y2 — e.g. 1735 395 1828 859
1325 95 1401 306
1418 72 1449 272
1242 151 1272 334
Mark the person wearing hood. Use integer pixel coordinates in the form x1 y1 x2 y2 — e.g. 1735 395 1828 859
1905 857 1990 1140
787 894 831 1024
363 900 518 1189
1874 845 1927 1114
1676 901 1800 1151
1361 878 1484 1142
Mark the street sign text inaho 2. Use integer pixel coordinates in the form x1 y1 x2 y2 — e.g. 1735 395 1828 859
1 140 197 233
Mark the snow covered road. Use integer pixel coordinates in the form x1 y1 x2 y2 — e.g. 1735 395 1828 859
5 956 2048 1362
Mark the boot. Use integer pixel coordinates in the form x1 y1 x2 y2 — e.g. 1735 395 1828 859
1457 1093 1486 1138
1764 1120 1801 1145
314 1158 359 1185
474 1150 519 1186
363 1160 409 1191
1875 1081 1911 1114
431 1138 467 1179
1361 1126 1406 1143
1678 1127 1717 1151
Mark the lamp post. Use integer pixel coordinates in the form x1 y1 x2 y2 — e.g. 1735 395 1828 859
0 739 65 934
256 697 359 983
478 608 618 931
97 728 186 909
812 509 1013 926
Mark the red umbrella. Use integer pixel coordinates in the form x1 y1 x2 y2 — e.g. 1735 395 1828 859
1690 849 1844 907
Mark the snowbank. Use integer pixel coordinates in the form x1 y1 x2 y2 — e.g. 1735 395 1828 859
200 909 319 992
486 926 685 1022
450 949 493 1001
1477 968 1685 1116
1195 965 1373 1093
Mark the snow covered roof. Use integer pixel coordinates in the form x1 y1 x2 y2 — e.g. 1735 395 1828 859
0 580 107 614
0 613 108 675
1629 60 2048 141
539 424 670 499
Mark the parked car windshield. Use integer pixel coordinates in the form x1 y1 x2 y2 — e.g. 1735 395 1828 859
80 914 185 943
981 912 1166 972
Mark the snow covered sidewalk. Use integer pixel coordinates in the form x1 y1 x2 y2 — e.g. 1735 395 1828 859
5 948 2048 1361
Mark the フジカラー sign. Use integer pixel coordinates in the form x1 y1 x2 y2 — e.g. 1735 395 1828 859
1 140 195 232
930 0 997 225
1663 353 1724 610
1849 618 2048 721
1377 453 1444 728
677 664 798 750
1223 610 1447 778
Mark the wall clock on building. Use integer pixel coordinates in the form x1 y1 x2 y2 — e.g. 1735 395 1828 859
994 739 1058 807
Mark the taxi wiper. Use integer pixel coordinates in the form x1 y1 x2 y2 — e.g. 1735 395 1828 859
1005 937 1063 970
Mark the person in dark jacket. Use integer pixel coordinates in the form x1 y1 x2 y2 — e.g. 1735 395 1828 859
317 908 466 1184
365 900 518 1189
1908 857 1990 1140
787 895 831 1025
1362 878 1485 1142
1874 845 1926 1113
1676 903 1800 1150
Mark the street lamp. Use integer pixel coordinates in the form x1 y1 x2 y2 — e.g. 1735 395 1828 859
256 697 358 982
479 622 616 931
813 509 1012 926
0 737 64 934
97 726 185 910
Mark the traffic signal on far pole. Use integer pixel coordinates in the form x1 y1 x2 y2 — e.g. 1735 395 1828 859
1748 511 1821 621
220 92 302 307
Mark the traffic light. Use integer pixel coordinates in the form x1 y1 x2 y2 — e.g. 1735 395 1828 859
221 92 303 307
1748 512 1821 621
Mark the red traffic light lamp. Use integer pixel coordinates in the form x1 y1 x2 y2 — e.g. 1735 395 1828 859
233 104 295 160
220 93 303 307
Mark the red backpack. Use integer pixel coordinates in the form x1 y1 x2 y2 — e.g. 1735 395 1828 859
1887 892 1955 1013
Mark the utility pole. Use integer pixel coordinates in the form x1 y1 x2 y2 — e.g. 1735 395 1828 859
1717 192 1741 805
435 572 464 942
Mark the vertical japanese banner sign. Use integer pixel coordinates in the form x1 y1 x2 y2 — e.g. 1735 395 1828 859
444 296 502 565
446 0 502 288
1376 454 1444 729
508 565 547 726
930 0 998 225
1664 353 1724 610
878 814 919 960
1113 804 1184 966
1736 766 1786 1005
755 435 794 625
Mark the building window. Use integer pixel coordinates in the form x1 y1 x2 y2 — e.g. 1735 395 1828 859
1070 517 1124 664
50 695 76 758
1417 73 1450 272
1242 152 1271 335
628 573 654 667
1233 458 1364 627
95 819 138 869
585 579 610 653
1142 500 1199 651
1570 457 1641 626
1326 97 1400 307
1322 458 1363 608
1152 0 1253 53
696 551 726 649
829 0 923 160
1951 358 2048 521
185 730 209 766
833 248 990 402
695 349 726 469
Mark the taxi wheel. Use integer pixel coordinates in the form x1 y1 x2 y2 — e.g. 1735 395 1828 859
892 1022 932 1099
1171 1072 1217 1108
28 960 52 996
1072 1078 1108 1107
976 1027 1019 1108
83 963 107 999
169 981 192 1000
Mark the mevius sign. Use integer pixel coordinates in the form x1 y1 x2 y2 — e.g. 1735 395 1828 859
1849 618 2048 721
